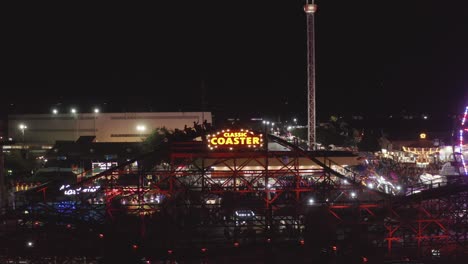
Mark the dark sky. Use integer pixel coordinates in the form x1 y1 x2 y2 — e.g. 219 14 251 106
4 1 468 123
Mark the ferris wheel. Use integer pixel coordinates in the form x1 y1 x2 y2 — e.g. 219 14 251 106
456 105 468 175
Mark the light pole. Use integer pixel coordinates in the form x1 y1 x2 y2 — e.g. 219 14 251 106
71 108 78 140
18 124 27 144
262 120 270 136
94 108 100 138
262 120 271 228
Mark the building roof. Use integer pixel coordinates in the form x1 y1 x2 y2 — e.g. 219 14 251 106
45 141 143 161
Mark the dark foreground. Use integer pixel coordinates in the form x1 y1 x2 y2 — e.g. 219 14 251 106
1 243 467 264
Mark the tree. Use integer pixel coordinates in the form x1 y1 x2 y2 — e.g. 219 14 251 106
141 127 171 153
357 129 381 152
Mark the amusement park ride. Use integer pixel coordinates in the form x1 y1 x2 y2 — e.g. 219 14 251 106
455 106 468 175
8 106 467 260
1 0 466 258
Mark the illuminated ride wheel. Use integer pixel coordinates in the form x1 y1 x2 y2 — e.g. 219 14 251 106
456 105 468 176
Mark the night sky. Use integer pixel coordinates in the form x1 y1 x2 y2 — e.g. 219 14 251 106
4 1 468 123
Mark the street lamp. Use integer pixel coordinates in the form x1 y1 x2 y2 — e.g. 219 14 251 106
52 109 58 115
70 108 78 140
93 108 100 137
18 124 27 143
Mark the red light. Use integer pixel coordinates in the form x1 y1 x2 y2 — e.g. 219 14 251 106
362 256 368 263
132 244 138 250
167 249 173 255
34 221 40 226
66 224 71 229
234 242 240 247
332 246 337 251
299 239 305 245
201 247 207 253
98 233 104 239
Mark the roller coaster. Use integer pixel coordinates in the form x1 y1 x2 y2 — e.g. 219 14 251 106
5 124 467 262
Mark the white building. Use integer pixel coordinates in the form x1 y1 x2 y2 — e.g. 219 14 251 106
8 112 212 145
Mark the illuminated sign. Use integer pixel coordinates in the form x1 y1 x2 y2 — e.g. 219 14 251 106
92 162 118 176
60 184 101 196
207 129 263 150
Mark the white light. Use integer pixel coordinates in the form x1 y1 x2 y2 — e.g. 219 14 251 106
368 183 374 189
19 124 27 130
62 185 100 195
351 192 356 198
206 199 216 205
52 109 58 114
136 125 146 132
94 108 100 113
304 4 317 13
308 198 314 205
271 123 275 126
396 185 401 190
71 108 77 114
27 241 34 247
